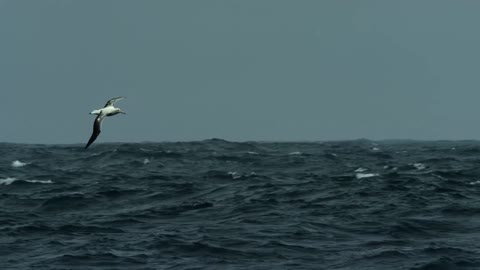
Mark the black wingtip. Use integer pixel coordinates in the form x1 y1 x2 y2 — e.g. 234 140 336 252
84 139 95 150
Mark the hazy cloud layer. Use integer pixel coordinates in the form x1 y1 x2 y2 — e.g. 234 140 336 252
1 0 478 143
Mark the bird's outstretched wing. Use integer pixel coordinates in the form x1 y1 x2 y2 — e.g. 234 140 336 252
103 96 125 108
85 112 106 149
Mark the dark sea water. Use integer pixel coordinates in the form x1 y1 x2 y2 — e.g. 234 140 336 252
1 139 480 270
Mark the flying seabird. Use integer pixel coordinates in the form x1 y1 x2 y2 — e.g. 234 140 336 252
85 97 126 149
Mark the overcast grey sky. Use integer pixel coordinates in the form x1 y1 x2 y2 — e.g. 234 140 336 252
1 0 479 143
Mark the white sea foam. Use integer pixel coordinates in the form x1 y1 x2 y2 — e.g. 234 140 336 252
25 180 53 184
0 177 17 185
228 171 241 179
469 180 480 185
289 151 302 155
11 160 28 168
412 163 426 170
247 151 259 155
0 177 52 185
143 158 150 164
372 147 381 151
383 166 398 171
356 173 379 179
355 168 367 172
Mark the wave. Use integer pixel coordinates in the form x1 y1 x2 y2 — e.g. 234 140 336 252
410 256 479 270
0 177 52 185
356 173 379 179
11 160 28 168
2 141 480 269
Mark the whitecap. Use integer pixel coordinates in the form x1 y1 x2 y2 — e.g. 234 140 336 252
247 151 259 155
372 147 381 151
412 163 426 170
143 158 150 164
228 171 241 180
11 160 28 168
383 166 398 172
0 177 17 185
355 168 367 172
0 178 52 185
289 151 302 155
356 173 379 179
469 180 480 185
25 180 53 184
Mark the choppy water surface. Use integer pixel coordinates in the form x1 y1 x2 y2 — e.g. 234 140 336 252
1 140 480 269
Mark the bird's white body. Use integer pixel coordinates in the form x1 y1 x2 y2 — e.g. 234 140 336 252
90 109 102 115
90 106 123 116
85 96 126 149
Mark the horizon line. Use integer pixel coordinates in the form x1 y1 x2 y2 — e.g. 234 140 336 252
1 138 480 145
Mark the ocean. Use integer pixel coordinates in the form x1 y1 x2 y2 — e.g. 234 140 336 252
1 139 480 269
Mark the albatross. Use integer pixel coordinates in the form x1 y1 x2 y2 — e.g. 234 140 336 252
85 97 126 149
